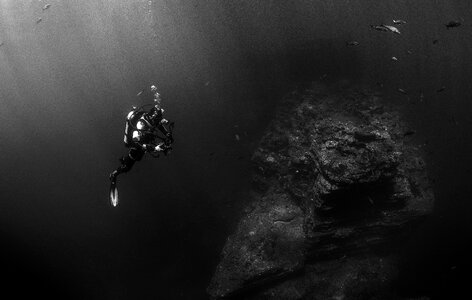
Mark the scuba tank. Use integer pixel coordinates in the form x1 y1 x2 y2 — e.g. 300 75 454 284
123 106 146 147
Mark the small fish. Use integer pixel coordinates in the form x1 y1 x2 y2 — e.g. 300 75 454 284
346 41 359 46
36 17 42 24
393 19 407 25
42 4 51 11
382 25 401 34
136 90 143 97
398 88 408 95
370 25 390 32
407 50 413 55
235 134 240 141
320 73 328 80
376 82 384 88
391 56 398 61
403 130 416 136
0 41 4 47
433 39 439 44
370 25 387 32
420 92 424 102
370 24 401 34
445 20 461 29
204 81 211 86
367 196 374 205
437 86 446 92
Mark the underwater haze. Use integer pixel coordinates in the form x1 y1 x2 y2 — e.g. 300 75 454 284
1 0 472 299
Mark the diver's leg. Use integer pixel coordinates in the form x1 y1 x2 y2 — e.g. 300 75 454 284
109 147 145 182
109 154 137 183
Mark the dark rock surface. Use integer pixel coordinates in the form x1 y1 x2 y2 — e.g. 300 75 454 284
208 82 434 299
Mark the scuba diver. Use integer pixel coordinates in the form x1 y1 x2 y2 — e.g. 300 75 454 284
109 84 174 207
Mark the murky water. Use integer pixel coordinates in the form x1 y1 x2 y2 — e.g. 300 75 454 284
1 1 471 298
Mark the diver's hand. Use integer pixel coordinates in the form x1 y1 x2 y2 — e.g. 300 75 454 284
160 118 169 125
142 144 154 152
154 144 164 152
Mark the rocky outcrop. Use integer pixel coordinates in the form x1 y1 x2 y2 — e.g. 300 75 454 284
208 82 434 299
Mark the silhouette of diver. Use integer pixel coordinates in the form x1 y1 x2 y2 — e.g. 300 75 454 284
109 84 174 207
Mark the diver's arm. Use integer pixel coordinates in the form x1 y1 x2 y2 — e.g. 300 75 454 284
133 130 154 152
157 123 173 144
141 143 165 153
139 141 158 153
154 113 172 140
156 123 170 136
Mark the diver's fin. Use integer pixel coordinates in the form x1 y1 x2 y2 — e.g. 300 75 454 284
109 181 119 207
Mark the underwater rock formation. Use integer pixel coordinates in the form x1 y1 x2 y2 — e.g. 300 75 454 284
208 82 434 299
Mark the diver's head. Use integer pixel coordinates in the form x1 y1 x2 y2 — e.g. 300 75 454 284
149 106 162 123
150 84 158 93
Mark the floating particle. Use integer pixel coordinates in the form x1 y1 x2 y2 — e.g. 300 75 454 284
398 88 408 95
346 41 359 46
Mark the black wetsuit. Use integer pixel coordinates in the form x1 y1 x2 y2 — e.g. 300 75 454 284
116 138 149 175
110 107 172 182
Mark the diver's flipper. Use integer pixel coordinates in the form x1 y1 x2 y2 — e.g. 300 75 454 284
109 181 119 207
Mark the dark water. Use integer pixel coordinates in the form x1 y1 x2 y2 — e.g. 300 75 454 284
1 1 471 299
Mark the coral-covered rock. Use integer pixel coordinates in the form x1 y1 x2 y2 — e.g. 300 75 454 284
208 82 434 299
207 196 306 298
